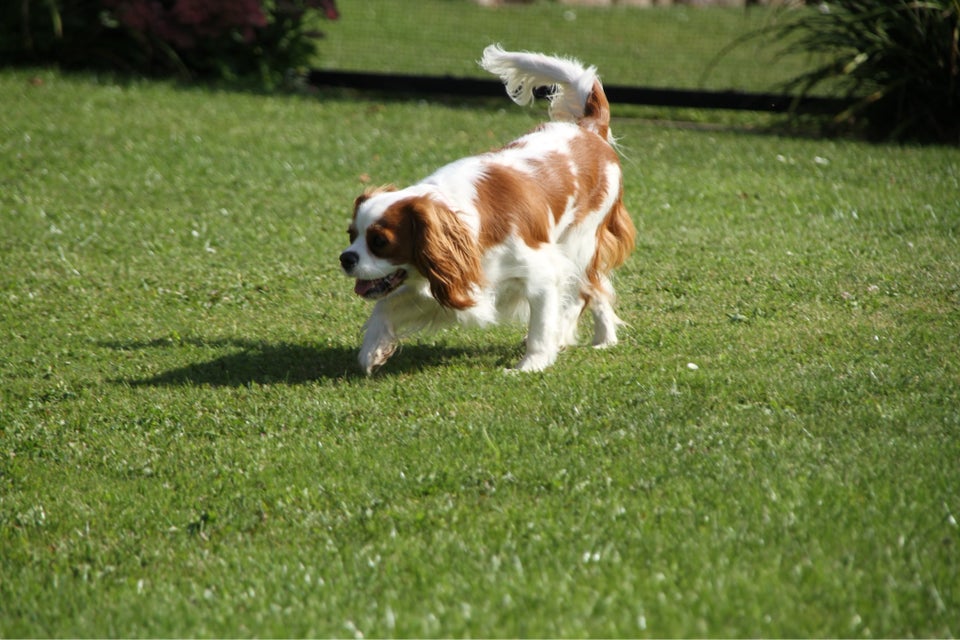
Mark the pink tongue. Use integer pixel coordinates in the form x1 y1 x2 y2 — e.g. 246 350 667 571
354 279 378 296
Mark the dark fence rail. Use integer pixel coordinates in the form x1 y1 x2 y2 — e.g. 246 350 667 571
308 69 848 114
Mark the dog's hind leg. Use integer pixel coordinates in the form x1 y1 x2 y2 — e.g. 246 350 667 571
588 274 622 349
556 282 590 348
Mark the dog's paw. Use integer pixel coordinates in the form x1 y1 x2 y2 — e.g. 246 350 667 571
513 352 556 373
359 341 398 375
592 335 618 349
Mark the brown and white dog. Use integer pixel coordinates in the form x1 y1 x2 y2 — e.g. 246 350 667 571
339 45 635 373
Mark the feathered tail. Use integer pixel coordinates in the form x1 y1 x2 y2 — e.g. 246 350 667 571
480 44 613 142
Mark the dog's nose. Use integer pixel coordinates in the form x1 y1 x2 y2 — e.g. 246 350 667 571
339 250 359 273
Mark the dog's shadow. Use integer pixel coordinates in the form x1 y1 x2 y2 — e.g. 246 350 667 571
107 336 506 387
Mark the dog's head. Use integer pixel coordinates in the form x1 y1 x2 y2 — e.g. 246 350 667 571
340 186 483 310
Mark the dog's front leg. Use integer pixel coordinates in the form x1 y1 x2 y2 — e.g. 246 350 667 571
359 303 398 374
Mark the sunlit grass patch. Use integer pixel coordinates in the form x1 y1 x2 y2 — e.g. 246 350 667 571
1 61 958 637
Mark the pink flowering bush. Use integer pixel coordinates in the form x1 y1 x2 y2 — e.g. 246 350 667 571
104 0 270 50
2 0 339 86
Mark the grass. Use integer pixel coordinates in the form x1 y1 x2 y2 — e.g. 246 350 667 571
317 0 818 91
2 9 960 636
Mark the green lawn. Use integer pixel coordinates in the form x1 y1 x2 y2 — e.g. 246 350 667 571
2 13 959 637
317 0 816 91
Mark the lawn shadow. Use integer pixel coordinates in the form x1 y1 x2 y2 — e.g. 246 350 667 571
105 336 507 387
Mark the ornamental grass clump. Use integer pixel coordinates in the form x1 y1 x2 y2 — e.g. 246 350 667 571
773 0 960 143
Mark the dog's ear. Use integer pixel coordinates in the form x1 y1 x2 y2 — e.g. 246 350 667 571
407 197 483 310
353 184 396 214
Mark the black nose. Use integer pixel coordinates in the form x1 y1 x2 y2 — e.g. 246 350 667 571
339 250 359 272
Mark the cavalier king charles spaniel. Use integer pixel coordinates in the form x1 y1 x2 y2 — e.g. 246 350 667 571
340 45 635 373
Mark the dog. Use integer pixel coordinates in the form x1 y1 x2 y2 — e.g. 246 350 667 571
339 44 635 373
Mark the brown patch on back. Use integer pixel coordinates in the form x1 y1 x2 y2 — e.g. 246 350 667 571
569 130 619 223
473 130 624 252
474 165 553 249
530 152 577 226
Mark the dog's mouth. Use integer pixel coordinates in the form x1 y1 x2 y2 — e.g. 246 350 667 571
354 269 407 300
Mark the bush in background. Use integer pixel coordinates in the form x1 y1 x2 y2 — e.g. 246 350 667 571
770 0 959 143
1 0 339 87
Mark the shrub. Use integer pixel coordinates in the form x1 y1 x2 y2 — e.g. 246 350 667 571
0 0 339 87
768 0 960 143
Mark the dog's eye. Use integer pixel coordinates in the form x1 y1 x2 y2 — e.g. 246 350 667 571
369 233 388 252
348 226 358 243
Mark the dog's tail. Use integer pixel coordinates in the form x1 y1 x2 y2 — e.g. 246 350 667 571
480 44 612 142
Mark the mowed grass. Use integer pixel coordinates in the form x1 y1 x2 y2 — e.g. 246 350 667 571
2 59 960 638
319 0 815 91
